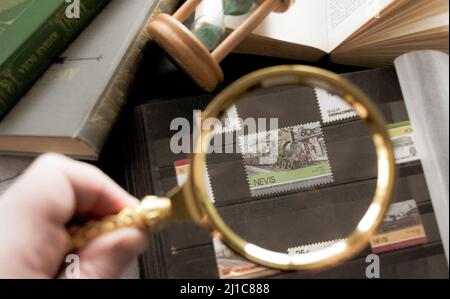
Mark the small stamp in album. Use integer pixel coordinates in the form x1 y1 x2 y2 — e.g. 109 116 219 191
239 122 334 197
214 237 346 278
212 104 242 134
370 199 427 253
387 121 420 164
173 159 215 203
213 238 270 279
315 87 357 123
287 239 344 256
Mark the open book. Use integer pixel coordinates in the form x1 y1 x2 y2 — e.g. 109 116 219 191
223 0 449 66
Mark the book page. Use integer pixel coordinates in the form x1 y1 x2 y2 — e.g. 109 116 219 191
223 0 329 52
326 0 394 51
394 51 449 263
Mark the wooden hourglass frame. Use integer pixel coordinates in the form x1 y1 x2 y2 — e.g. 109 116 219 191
147 0 293 91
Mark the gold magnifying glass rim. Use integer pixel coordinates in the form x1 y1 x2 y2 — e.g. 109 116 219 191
189 65 396 271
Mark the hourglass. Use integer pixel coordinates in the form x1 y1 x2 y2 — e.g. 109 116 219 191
147 0 294 91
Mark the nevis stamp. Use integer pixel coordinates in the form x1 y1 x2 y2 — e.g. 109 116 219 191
239 122 334 197
370 199 427 253
213 238 271 279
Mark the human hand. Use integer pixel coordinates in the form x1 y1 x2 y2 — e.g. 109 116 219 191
0 154 147 278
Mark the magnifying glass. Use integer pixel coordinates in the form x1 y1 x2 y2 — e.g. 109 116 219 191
70 65 395 271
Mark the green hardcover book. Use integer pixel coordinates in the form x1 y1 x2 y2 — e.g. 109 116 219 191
0 0 110 118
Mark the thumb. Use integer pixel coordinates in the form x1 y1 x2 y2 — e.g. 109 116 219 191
62 228 147 279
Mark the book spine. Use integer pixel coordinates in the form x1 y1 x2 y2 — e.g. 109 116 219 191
77 0 181 159
0 0 110 118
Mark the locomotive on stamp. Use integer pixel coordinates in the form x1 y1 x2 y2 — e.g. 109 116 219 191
239 122 334 197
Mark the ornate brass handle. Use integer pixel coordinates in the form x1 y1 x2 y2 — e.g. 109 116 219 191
69 196 172 251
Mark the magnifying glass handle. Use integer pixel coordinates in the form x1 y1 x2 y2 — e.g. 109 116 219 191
69 196 172 251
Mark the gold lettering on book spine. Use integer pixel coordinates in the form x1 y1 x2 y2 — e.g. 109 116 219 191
0 65 19 96
0 1 97 115
18 31 60 75
83 0 181 147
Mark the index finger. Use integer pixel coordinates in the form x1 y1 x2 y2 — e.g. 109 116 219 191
3 154 138 225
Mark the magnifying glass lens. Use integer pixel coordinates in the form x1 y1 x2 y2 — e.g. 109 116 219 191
202 79 378 275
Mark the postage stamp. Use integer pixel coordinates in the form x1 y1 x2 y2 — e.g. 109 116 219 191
370 199 427 254
315 87 357 123
214 237 346 278
287 239 344 256
174 159 215 203
212 104 242 135
387 121 420 164
239 122 334 197
174 159 190 187
213 238 272 279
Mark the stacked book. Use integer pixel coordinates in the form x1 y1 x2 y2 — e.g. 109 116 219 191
0 0 180 159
